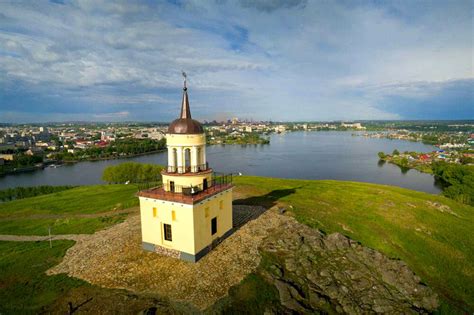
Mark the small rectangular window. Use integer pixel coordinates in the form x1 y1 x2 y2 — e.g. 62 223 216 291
172 210 176 221
211 217 217 235
205 207 209 218
219 200 223 210
153 207 157 217
164 224 172 241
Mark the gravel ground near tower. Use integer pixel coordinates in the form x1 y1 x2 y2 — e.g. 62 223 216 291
47 205 282 310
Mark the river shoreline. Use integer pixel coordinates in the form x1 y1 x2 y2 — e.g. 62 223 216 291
0 149 167 178
0 132 441 194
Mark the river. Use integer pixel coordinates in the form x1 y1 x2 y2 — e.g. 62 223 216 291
0 131 441 194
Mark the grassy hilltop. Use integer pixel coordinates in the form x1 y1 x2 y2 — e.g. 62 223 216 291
233 176 474 312
0 185 138 235
0 177 472 313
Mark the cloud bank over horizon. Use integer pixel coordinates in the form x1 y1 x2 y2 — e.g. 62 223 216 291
0 0 472 123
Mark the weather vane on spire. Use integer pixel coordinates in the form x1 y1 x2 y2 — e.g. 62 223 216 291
181 70 187 89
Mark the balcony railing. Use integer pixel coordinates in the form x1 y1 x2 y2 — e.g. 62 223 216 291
138 174 233 204
166 162 209 173
164 173 232 194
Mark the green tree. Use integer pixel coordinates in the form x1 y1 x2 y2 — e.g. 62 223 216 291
460 155 474 165
377 152 386 159
431 162 474 206
400 157 409 167
102 162 163 184
392 149 400 156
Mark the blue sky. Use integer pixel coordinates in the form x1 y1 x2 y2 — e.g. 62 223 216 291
0 0 472 122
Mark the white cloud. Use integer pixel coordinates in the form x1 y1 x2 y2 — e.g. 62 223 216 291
0 0 471 121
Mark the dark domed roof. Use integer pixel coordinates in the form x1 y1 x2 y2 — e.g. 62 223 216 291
168 118 203 134
168 86 204 134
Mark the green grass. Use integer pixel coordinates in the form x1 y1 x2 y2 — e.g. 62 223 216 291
0 241 87 314
233 176 474 312
0 184 139 218
0 214 127 235
0 185 138 235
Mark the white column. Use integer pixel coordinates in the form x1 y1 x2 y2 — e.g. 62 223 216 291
201 145 206 167
191 146 198 172
176 147 184 174
167 147 175 172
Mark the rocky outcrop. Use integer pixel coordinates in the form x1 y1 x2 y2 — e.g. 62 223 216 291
259 219 438 314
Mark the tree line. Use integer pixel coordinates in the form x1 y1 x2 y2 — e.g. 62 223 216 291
0 154 44 176
0 185 75 202
54 138 166 162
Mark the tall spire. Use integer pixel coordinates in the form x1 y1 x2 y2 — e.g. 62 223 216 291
180 71 191 119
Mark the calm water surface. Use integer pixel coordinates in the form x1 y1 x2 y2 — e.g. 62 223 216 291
0 132 441 194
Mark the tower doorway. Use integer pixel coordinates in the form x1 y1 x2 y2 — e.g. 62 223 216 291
170 181 175 192
203 178 208 190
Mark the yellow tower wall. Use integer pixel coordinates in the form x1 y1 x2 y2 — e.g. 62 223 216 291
166 133 205 146
193 188 233 254
139 197 196 255
139 187 233 261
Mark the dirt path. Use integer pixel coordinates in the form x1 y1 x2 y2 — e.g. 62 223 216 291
0 234 89 242
0 207 139 221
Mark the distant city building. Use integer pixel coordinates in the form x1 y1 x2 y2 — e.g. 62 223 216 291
341 122 366 130
74 140 92 149
148 130 164 140
35 142 49 148
26 147 43 156
275 125 286 133
0 154 14 161
101 131 116 142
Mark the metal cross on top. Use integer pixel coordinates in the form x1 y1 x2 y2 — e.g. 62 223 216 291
182 71 187 89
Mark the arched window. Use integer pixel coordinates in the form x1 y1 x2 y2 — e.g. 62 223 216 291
197 147 202 169
184 148 191 172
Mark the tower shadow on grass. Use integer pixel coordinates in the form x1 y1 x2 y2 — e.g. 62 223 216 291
231 188 299 229
233 188 298 208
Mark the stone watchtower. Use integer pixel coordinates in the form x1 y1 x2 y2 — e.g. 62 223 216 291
138 75 233 262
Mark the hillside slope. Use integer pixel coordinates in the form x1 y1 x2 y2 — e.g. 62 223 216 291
0 185 139 235
233 176 474 312
0 179 472 313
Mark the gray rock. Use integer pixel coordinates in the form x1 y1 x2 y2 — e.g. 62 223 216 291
259 217 439 314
